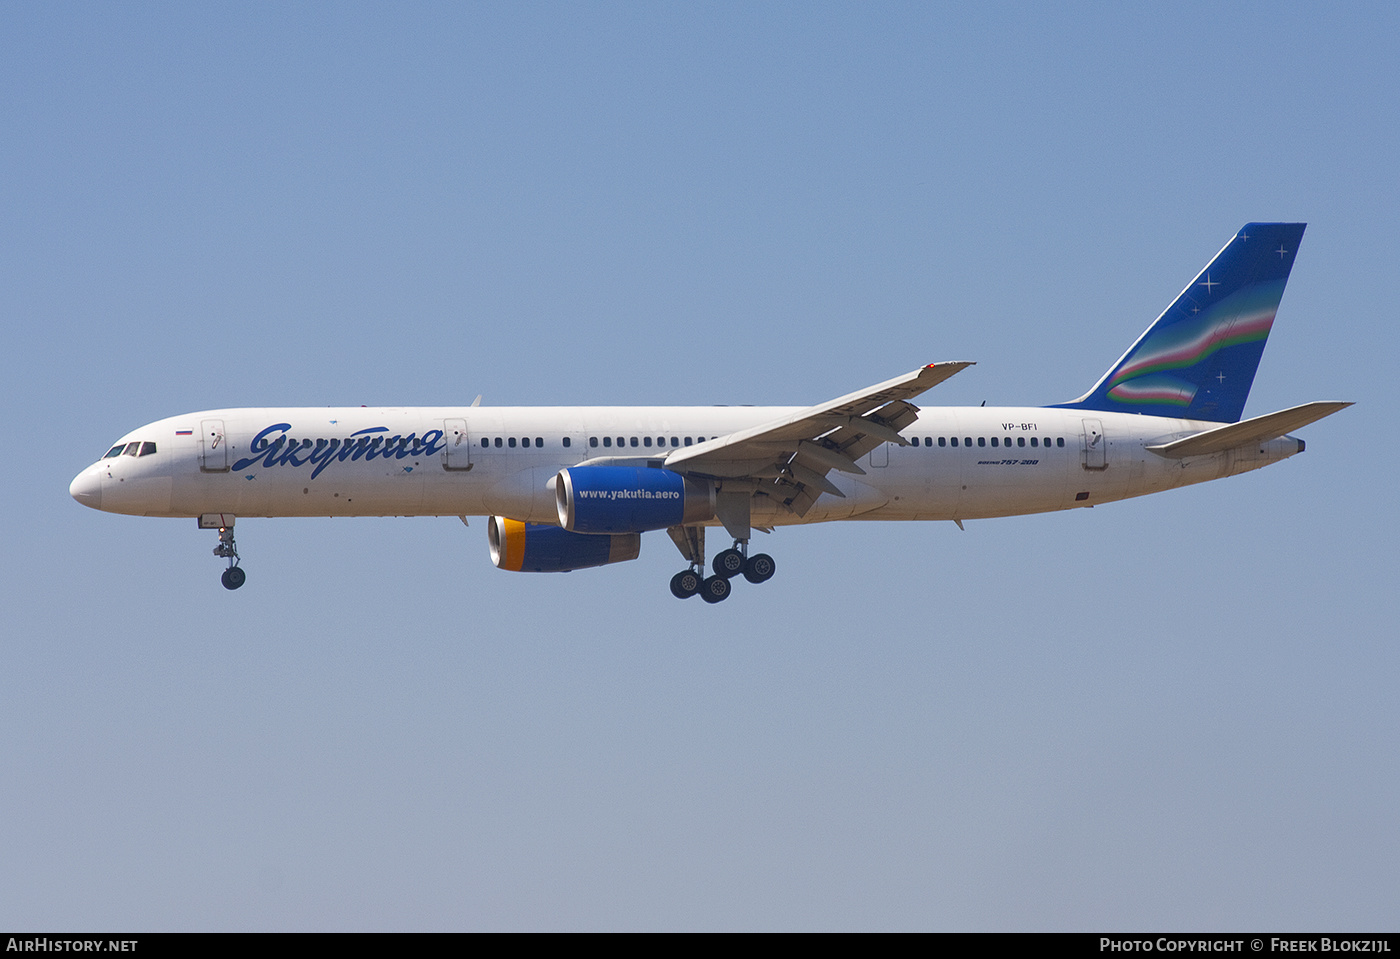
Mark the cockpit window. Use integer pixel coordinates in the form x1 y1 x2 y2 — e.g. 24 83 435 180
123 442 141 456
139 442 157 456
104 444 126 459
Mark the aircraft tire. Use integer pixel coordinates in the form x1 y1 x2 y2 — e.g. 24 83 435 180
221 567 246 590
713 548 745 579
700 575 731 604
742 553 775 584
670 569 701 599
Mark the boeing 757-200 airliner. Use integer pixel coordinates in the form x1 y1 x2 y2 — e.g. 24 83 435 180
70 224 1350 602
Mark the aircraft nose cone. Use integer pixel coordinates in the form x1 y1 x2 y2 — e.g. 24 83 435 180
70 469 102 510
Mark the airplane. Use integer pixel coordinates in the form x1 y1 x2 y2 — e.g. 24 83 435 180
69 223 1350 602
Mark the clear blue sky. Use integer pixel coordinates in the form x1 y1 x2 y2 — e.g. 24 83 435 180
3 2 1395 930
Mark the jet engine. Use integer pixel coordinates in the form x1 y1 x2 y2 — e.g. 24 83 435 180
555 466 714 534
488 516 640 572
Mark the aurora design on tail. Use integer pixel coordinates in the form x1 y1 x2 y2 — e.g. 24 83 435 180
1053 223 1305 423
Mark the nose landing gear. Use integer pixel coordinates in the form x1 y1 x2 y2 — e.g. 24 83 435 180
199 514 246 590
214 525 245 590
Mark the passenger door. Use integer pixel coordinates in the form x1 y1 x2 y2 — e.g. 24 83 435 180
200 419 228 472
442 418 473 471
1081 418 1107 470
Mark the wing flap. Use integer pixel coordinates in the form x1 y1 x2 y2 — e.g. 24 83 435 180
663 361 972 521
665 362 972 476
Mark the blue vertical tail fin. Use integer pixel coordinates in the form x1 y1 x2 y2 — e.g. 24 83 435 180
1052 223 1306 423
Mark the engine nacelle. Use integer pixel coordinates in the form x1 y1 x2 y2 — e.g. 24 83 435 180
555 466 714 534
488 516 640 573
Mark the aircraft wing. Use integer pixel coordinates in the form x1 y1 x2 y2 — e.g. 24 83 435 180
664 362 973 520
1145 401 1353 458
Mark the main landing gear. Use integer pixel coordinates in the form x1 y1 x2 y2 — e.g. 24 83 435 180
669 539 775 604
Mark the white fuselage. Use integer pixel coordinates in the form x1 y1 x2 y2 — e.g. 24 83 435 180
69 405 1304 526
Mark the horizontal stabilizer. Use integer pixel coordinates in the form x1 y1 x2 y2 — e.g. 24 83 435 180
1146 401 1352 458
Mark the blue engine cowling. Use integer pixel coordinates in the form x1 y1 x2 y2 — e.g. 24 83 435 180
555 466 714 534
489 516 640 572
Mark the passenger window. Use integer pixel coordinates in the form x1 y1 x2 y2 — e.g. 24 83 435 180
603 436 612 448
481 438 489 448
684 437 693 446
494 437 502 448
671 437 679 447
630 437 639 448
643 436 652 447
589 437 597 447
1017 437 1025 447
508 437 517 448
536 437 544 447
950 437 958 447
991 437 999 447
562 437 570 448
978 437 986 447
1057 437 1065 447
924 437 931 446
964 437 972 447
1030 437 1038 447
938 437 946 447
